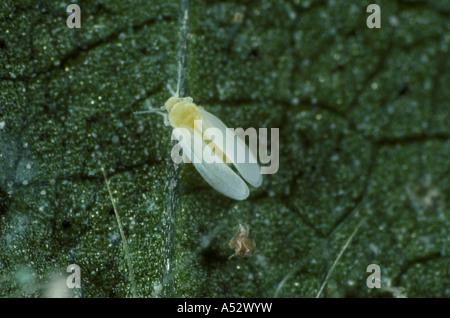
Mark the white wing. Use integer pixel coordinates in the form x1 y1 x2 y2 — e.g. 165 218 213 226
173 127 250 200
197 107 262 188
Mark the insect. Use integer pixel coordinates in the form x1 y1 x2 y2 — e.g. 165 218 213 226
228 224 255 258
139 92 262 200
135 8 261 200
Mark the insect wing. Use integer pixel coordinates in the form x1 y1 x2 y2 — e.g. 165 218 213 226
197 108 262 188
173 127 250 200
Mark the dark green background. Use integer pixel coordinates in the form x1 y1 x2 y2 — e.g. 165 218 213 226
0 0 448 297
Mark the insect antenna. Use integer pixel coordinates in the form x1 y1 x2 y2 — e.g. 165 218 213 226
175 3 189 98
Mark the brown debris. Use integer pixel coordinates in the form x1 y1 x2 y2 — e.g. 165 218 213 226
228 224 255 259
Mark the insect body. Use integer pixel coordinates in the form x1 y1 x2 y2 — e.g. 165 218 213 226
228 224 255 258
164 96 262 200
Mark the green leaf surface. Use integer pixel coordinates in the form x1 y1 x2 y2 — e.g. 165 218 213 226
0 0 449 297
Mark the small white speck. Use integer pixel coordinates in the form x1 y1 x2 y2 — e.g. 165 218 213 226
26 164 31 169
389 16 399 27
129 217 136 230
0 121 5 129
40 190 46 195
23 180 28 185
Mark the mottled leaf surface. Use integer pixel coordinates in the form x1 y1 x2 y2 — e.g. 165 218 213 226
0 0 449 297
